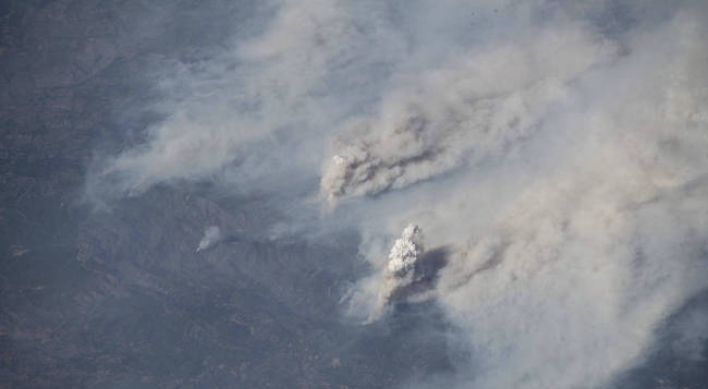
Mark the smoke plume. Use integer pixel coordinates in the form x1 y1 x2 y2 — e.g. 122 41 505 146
367 224 424 320
196 226 222 252
321 24 616 205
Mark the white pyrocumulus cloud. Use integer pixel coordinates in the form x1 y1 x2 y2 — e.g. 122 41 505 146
387 224 423 275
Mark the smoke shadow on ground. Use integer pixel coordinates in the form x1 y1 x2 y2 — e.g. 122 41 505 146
389 247 450 303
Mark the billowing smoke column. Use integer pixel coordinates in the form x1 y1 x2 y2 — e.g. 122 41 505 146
369 223 425 321
320 26 616 205
196 226 222 252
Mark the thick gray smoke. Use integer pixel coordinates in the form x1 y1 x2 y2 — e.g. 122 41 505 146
89 1 708 389
321 25 616 205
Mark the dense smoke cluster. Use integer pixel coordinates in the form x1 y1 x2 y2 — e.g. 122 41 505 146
367 224 425 320
320 26 615 205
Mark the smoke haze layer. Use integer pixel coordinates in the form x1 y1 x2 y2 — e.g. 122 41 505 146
88 1 708 389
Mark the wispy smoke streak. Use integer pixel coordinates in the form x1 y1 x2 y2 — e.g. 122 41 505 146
334 3 708 389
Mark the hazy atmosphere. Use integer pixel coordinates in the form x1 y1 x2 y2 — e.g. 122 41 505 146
2 0 708 388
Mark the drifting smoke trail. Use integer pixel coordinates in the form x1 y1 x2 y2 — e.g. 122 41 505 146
320 25 616 205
